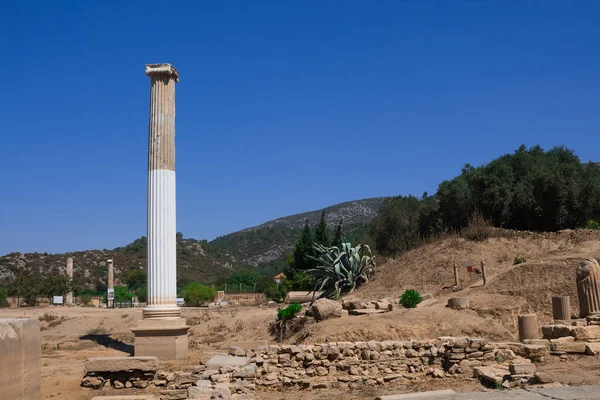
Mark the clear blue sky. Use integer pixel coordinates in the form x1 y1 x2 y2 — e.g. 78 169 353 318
1 1 598 255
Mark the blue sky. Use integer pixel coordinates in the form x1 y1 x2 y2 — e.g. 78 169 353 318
1 1 598 254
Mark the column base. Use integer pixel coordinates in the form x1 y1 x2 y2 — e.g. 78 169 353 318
132 318 190 359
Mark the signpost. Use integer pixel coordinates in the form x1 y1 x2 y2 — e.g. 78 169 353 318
107 288 114 308
176 298 184 306
53 296 63 305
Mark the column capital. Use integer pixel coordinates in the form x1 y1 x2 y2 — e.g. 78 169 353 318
145 63 179 82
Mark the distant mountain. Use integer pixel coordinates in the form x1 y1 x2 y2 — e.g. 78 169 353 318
0 197 387 288
210 197 387 267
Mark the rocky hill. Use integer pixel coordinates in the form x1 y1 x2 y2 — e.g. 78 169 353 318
0 237 237 290
210 197 387 267
0 197 387 289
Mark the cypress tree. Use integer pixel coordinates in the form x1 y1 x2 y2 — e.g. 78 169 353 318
332 219 343 247
314 211 330 247
293 220 314 271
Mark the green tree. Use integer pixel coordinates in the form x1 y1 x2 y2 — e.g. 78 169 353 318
176 232 184 240
112 285 134 302
182 282 216 306
293 221 315 271
226 269 259 288
369 195 423 256
40 275 72 301
314 211 330 247
332 219 343 248
125 270 146 291
0 287 8 308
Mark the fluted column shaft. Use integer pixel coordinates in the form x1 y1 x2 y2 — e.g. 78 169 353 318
143 64 180 319
577 259 600 317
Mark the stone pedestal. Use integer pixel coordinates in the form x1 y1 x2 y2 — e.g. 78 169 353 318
132 319 189 359
134 63 189 359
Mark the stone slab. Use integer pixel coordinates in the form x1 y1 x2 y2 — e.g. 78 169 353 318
91 396 157 400
375 390 457 399
584 343 600 355
85 357 159 373
0 318 41 400
375 386 600 399
349 309 387 316
549 342 587 354
205 355 250 369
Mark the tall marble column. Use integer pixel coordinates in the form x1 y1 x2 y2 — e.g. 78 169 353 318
133 63 189 359
66 257 73 306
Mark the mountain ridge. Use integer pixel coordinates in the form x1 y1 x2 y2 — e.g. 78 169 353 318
0 197 387 288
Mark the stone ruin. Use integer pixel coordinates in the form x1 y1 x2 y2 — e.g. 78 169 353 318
576 258 600 317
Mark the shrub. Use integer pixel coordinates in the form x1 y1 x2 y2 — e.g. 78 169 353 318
587 219 600 230
264 282 288 303
112 286 134 302
513 256 526 265
272 303 305 341
79 293 92 307
136 286 147 303
463 209 491 241
182 282 217 306
400 289 423 308
277 303 302 321
0 287 8 308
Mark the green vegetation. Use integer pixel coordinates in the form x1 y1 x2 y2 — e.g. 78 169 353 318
400 289 423 308
277 303 302 321
6 274 72 307
263 281 288 302
370 145 600 256
587 219 600 230
181 282 217 306
308 240 375 299
0 287 8 308
79 293 92 307
272 302 305 341
513 256 527 265
111 286 134 302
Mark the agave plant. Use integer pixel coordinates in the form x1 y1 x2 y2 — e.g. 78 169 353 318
308 239 375 299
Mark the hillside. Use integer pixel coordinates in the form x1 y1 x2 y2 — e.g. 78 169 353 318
0 237 237 290
210 197 386 267
0 197 386 289
356 228 600 320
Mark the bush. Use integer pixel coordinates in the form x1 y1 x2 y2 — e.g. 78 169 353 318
0 287 8 308
80 293 92 307
588 219 600 230
182 282 217 306
264 282 288 303
111 286 134 302
463 209 491 241
271 303 306 341
400 289 423 308
513 256 526 265
136 286 147 303
277 303 302 321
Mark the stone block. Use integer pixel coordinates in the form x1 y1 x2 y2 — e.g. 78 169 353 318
549 336 574 344
133 318 190 359
550 342 587 354
232 363 257 379
509 363 536 375
541 324 571 339
585 343 600 355
311 298 343 321
473 366 508 385
85 357 159 373
570 325 600 340
534 372 554 384
447 297 469 309
0 318 41 400
206 355 250 369
159 389 187 400
188 386 213 400
349 309 386 316
91 396 157 400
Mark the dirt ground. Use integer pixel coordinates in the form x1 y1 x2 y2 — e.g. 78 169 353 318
4 229 600 399
2 302 600 400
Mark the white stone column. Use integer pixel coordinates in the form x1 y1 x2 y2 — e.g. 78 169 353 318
143 63 180 320
134 63 188 360
66 257 73 306
107 259 114 308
